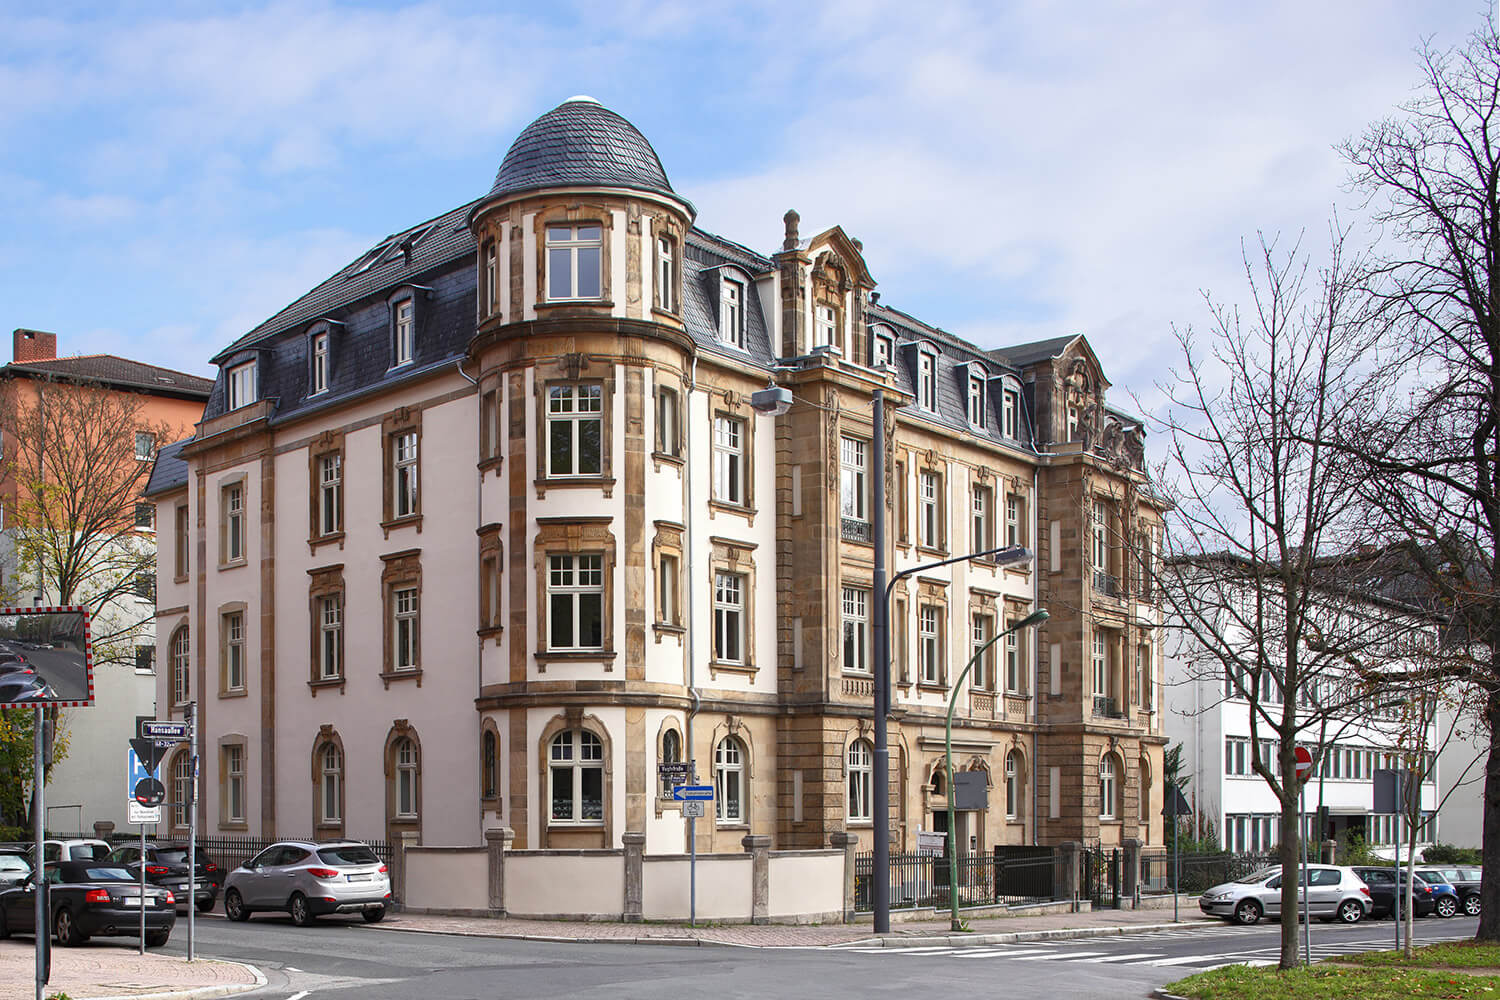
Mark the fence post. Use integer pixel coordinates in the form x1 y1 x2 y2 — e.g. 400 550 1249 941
742 834 771 925
1121 838 1142 905
395 830 419 907
830 832 859 923
622 832 646 923
485 827 513 917
1056 841 1080 905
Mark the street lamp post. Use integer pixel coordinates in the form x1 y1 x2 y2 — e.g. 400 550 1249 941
944 609 1049 931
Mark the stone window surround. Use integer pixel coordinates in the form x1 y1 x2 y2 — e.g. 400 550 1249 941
915 576 949 691
217 734 248 831
653 227 681 318
537 709 614 848
840 570 874 677
307 563 345 695
311 725 346 838
478 372 504 474
654 717 685 812
1004 745 1028 822
652 372 685 469
534 356 617 498
387 287 421 370
971 476 995 558
307 428 346 554
381 406 423 538
218 473 248 570
481 238 499 319
478 523 504 642
844 731 875 827
167 618 190 707
707 390 756 524
383 720 422 841
380 549 422 687
217 601 248 698
533 517 617 669
707 536 757 679
651 520 685 641
895 459 908 546
913 452 947 555
1098 749 1124 821
968 591 997 692
891 580 910 688
537 212 610 306
810 250 851 356
481 718 502 810
173 501 190 582
165 746 191 836
708 717 752 829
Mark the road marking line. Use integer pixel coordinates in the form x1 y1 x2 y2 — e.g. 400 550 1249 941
287 993 310 1000
1072 953 1165 963
952 948 1051 959
1010 951 1106 961
1149 955 1225 966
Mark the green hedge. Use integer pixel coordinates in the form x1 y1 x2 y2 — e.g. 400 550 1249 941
1421 843 1483 865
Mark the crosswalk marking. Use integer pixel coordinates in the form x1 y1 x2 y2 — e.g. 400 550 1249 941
1072 952 1164 963
1010 950 1106 961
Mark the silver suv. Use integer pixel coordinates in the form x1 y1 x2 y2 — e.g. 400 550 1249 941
223 840 390 926
1200 864 1372 925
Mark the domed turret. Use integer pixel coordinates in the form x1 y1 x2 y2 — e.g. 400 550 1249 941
487 97 676 201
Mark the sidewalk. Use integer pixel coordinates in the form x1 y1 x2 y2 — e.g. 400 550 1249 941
0 903 1222 998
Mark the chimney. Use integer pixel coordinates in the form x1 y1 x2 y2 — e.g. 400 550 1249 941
13 329 57 364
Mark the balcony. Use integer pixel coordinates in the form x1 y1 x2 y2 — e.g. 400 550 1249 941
1092 695 1124 719
841 517 872 543
1093 571 1119 598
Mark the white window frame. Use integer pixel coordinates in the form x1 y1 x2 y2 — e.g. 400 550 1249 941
319 454 342 536
171 753 191 829
547 554 605 651
814 304 836 350
320 743 342 824
656 386 680 457
224 744 245 824
658 552 679 626
1005 621 1024 693
1092 500 1109 575
134 431 156 461
311 332 329 394
657 236 675 312
714 737 745 824
549 729 605 825
1002 389 1019 439
224 612 244 691
971 612 994 690
485 242 498 315
1006 493 1024 547
394 299 414 366
918 471 940 548
395 738 418 819
842 587 869 675
319 595 343 680
848 739 873 822
713 416 744 505
227 361 257 411
967 376 984 426
546 223 603 301
1005 751 1021 820
713 570 746 664
1099 755 1117 819
546 383 604 478
224 483 244 563
874 333 893 368
971 484 991 551
840 437 867 525
720 278 744 348
918 352 937 410
393 587 418 670
393 430 418 518
171 627 190 706
920 605 942 685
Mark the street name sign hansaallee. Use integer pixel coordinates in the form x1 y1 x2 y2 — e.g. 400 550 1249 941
671 784 714 801
142 721 189 741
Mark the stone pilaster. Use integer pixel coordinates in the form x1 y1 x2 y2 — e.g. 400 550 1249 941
742 834 772 924
830 831 859 923
622 832 646 922
486 827 514 916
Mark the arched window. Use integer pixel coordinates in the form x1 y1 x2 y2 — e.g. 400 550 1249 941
394 738 418 819
714 737 745 823
1099 754 1118 820
1005 750 1023 820
482 730 498 801
1139 756 1152 826
320 743 343 824
930 767 946 798
848 739 873 821
550 730 604 824
659 727 682 796
171 626 190 705
170 751 191 830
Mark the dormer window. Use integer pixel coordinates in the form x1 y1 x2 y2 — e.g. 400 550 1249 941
394 300 415 366
967 375 985 427
873 331 893 367
814 305 837 351
657 236 675 313
1003 388 1019 439
227 361 257 411
918 352 937 411
720 277 744 349
547 224 603 300
311 332 329 395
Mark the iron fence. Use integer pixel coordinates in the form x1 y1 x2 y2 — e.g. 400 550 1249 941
853 847 1057 912
1139 849 1277 896
100 832 394 872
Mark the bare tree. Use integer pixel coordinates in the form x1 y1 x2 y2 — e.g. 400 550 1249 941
1155 231 1421 968
1340 25 1500 941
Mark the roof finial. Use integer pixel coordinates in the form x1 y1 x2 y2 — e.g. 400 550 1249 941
783 209 800 251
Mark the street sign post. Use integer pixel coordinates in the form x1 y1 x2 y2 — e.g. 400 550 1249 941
671 784 714 801
1295 744 1314 965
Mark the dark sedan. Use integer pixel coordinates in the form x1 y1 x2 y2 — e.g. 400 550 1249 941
1428 866 1482 916
1351 866 1437 919
0 851 30 889
107 844 218 912
0 861 175 946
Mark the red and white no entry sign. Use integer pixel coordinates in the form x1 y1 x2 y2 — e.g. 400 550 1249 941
1294 745 1313 780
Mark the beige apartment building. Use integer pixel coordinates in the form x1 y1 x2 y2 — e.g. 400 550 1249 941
147 98 1164 862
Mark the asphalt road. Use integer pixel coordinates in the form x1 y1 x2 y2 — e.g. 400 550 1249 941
133 912 1482 999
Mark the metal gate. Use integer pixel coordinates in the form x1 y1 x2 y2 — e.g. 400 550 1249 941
1081 847 1120 909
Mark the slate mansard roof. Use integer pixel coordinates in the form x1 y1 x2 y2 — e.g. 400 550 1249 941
145 437 190 497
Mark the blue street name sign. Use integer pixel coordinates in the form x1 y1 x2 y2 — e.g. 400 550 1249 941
142 721 190 739
671 784 714 801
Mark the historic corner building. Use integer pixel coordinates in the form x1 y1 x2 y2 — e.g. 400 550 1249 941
146 98 1166 860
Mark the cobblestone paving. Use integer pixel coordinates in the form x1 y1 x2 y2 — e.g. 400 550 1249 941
0 939 260 1000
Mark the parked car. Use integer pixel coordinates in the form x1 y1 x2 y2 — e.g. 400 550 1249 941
0 861 176 946
1426 866 1482 916
107 843 217 912
1350 866 1438 919
224 839 389 926
40 839 112 864
154 843 226 895
1199 865 1372 925
0 675 55 703
0 851 30 889
1408 867 1463 918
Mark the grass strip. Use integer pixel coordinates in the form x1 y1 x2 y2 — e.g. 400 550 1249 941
1166 964 1500 999
1334 941 1500 969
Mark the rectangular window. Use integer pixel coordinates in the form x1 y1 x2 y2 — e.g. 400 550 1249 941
132 571 154 600
319 595 343 680
135 431 156 461
1092 632 1108 698
657 236 675 312
720 278 744 348
134 645 154 674
485 243 498 315
918 352 936 410
971 613 994 690
1006 621 1025 693
896 461 908 543
971 484 992 551
394 300 414 365
481 389 500 461
713 571 745 664
874 335 893 367
1006 493 1026 547
548 554 604 650
174 504 189 578
393 587 419 669
968 377 984 426
1092 500 1111 592
392 431 418 518
842 587 869 675
656 387 680 457
227 362 257 410
135 502 155 529
223 611 244 691
918 470 941 548
920 605 941 685
318 453 342 536
1067 406 1079 442
713 416 745 505
547 383 604 477
311 332 329 393
547 224 603 300
480 553 501 631
224 745 244 824
1002 389 1019 439
658 553 679 626
814 304 836 350
840 437 867 528
222 483 244 564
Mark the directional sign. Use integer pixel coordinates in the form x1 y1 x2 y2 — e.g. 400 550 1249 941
671 784 714 801
142 721 190 740
1294 745 1314 781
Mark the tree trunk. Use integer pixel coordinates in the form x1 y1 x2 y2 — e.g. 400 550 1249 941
1479 675 1500 942
1279 790 1301 968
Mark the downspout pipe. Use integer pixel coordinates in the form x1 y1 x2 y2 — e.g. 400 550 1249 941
455 357 484 833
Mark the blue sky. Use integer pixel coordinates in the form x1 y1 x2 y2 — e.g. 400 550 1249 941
0 0 1485 402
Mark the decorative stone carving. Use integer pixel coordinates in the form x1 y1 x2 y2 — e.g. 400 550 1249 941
783 209 800 251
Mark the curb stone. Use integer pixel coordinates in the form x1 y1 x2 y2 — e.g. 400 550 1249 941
833 921 1229 950
82 962 266 1000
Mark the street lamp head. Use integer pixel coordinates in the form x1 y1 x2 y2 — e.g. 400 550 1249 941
1019 608 1049 629
749 386 793 417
